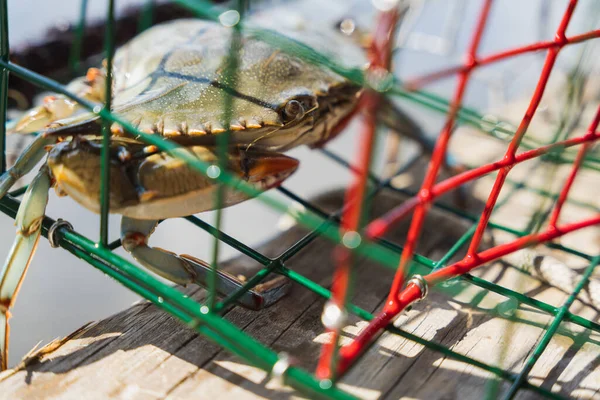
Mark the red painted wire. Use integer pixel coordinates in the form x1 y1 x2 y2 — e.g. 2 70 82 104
366 106 600 239
385 0 493 317
367 0 598 241
406 29 600 91
466 0 578 256
426 216 600 284
328 0 494 377
549 143 593 228
549 109 600 227
335 213 600 376
335 0 600 376
315 8 400 380
315 92 380 380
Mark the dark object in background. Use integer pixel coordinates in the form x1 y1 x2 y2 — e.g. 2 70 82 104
7 2 204 109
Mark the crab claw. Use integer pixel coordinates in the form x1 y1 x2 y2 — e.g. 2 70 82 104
121 217 291 310
240 149 300 189
46 139 299 220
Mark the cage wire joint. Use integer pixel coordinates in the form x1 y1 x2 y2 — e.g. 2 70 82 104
406 274 428 301
0 0 599 398
47 218 74 248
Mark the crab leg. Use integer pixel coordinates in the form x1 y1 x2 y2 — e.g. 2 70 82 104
12 69 105 134
13 95 82 134
0 66 106 199
0 166 52 370
0 134 55 199
121 217 290 311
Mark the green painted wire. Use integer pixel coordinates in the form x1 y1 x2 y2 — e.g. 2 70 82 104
505 255 600 400
0 193 356 400
1 0 596 396
0 0 593 274
214 154 416 312
68 0 87 75
386 88 600 170
2 57 415 280
99 0 115 247
137 0 154 32
434 158 546 273
276 182 600 334
172 0 600 171
189 178 593 390
0 130 590 398
276 266 565 400
0 192 568 400
0 185 569 400
502 176 599 214
0 0 7 175
277 174 600 357
320 146 598 244
0 8 392 394
320 149 599 315
208 2 245 310
185 215 271 265
54 7 600 396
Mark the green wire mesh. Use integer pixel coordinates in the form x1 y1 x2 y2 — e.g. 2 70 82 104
0 1 598 399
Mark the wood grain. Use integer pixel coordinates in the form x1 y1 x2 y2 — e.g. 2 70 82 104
0 171 598 399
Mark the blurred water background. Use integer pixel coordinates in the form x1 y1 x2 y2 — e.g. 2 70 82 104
1 0 597 366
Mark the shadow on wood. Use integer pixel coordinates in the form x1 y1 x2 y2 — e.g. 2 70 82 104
0 184 598 399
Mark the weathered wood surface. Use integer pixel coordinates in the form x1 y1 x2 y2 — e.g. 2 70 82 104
0 166 598 399
1 74 599 399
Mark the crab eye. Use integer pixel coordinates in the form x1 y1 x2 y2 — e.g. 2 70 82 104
283 99 305 121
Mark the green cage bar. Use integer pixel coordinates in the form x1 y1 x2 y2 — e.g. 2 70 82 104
0 1 598 399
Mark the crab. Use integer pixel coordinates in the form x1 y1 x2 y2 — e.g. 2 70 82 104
0 17 451 370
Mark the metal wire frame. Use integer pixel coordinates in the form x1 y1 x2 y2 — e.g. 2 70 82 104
320 1 600 396
0 0 598 399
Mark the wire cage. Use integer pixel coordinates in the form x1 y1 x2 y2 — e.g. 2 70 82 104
0 0 599 399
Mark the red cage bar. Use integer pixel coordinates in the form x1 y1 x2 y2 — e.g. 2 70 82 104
316 7 401 379
318 0 600 380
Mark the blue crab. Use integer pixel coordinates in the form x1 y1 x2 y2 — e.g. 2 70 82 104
0 16 443 370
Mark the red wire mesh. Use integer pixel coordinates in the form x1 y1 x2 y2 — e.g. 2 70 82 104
316 8 401 379
318 0 600 379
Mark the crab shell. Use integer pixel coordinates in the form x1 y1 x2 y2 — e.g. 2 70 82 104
114 19 364 145
47 18 367 218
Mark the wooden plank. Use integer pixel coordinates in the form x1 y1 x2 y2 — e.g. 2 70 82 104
0 180 598 399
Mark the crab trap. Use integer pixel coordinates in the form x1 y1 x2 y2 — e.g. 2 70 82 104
0 0 599 398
